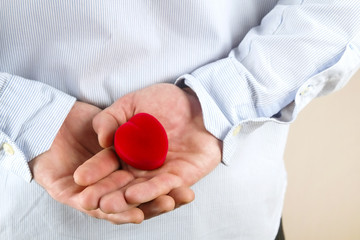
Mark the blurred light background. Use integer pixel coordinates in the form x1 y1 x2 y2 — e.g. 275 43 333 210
283 70 360 239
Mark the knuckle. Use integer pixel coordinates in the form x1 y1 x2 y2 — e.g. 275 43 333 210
99 193 127 214
79 188 97 210
99 197 114 214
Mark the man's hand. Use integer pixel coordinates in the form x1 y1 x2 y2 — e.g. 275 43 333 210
29 101 145 224
74 84 223 220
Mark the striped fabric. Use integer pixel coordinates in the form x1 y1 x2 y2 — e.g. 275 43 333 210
1 1 360 239
0 74 75 181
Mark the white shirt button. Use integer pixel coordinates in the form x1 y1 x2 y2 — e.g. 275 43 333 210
299 84 313 96
2 143 15 155
233 125 242 136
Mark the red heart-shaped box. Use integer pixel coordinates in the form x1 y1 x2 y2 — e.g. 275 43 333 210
114 113 168 170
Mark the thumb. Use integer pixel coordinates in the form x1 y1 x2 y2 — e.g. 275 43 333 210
92 111 119 148
93 97 133 148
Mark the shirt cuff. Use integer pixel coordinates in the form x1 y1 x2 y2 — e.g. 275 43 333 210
0 73 76 182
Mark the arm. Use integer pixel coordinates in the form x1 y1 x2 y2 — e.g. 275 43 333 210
0 73 75 181
177 1 360 163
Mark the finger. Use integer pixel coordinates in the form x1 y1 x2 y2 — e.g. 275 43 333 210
138 195 175 220
92 98 132 148
168 186 195 208
98 177 147 214
87 207 144 225
74 148 120 186
107 208 144 225
78 170 134 211
137 187 195 220
92 111 119 148
125 173 183 204
138 195 175 219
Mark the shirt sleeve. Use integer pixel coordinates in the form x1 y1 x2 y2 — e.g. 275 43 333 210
0 73 76 182
176 1 360 164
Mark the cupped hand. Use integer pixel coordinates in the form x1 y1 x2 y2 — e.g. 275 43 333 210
29 101 144 224
74 84 223 220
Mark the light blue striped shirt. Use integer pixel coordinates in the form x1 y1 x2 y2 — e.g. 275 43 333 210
1 1 360 239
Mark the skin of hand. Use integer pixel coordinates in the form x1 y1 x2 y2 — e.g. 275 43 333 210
29 101 147 224
73 83 223 222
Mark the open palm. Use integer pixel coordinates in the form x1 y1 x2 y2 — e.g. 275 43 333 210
74 84 222 219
